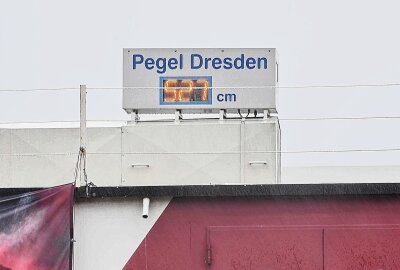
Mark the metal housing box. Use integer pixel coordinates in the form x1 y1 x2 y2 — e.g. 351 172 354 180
121 118 281 186
123 48 278 114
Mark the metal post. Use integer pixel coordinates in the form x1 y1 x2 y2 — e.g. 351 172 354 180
219 109 226 121
80 85 87 148
263 109 270 120
240 119 245 183
79 85 87 187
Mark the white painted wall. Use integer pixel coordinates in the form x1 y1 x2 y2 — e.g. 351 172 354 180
74 197 171 270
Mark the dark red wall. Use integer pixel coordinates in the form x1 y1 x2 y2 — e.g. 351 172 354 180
124 196 400 270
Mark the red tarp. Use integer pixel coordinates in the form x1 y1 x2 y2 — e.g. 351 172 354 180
0 184 74 270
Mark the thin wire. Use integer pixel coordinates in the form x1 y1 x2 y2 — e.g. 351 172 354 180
278 83 400 89
0 120 128 125
88 83 400 90
2 148 400 156
3 115 400 125
0 87 79 92
1 83 400 92
275 148 400 154
280 116 400 121
0 153 77 156
74 147 88 187
118 148 400 154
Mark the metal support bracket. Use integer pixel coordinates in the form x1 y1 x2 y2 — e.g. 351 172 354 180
175 110 182 123
263 109 271 119
131 110 140 123
219 109 226 121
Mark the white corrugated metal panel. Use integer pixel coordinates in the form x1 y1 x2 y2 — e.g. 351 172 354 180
121 118 280 186
122 122 240 153
86 128 122 186
0 118 280 187
9 155 76 187
2 128 78 187
0 127 122 187
0 129 12 186
122 153 241 185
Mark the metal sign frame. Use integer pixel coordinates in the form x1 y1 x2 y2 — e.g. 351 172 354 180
123 48 278 114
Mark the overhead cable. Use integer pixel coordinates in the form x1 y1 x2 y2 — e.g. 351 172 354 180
1 83 400 92
2 148 400 156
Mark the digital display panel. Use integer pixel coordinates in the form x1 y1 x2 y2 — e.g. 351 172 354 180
160 77 212 105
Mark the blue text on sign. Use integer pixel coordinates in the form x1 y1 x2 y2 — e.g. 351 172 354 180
132 54 268 74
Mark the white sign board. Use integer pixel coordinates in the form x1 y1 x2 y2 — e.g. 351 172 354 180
123 48 277 113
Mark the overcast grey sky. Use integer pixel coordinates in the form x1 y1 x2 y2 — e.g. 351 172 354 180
0 0 400 167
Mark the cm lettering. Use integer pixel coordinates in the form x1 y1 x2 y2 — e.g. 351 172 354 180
217 93 237 102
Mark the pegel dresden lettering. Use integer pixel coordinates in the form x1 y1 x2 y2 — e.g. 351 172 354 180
132 53 268 74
